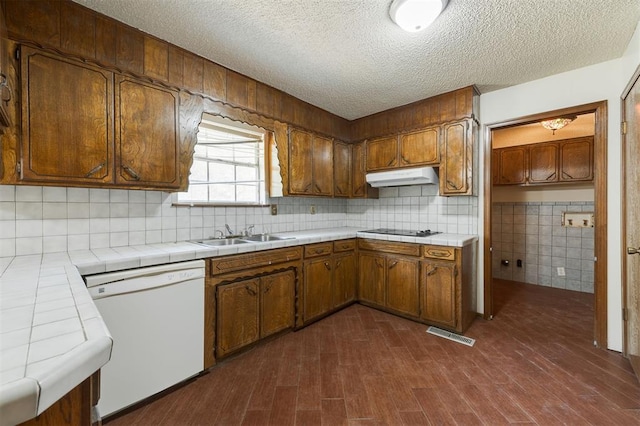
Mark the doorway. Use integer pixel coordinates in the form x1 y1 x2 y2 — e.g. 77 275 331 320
483 101 608 347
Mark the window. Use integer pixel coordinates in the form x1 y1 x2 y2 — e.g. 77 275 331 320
178 114 267 205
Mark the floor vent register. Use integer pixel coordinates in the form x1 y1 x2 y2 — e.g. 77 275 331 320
426 326 476 347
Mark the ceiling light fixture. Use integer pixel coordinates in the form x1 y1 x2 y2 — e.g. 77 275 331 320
540 116 577 134
389 0 448 33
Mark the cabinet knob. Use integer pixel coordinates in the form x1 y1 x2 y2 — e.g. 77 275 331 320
426 266 438 276
85 162 106 178
324 262 331 270
122 165 141 180
628 246 640 255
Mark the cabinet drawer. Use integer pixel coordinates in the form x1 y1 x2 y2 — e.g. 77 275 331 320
333 239 356 252
210 247 302 276
423 245 456 261
358 239 421 257
304 242 333 258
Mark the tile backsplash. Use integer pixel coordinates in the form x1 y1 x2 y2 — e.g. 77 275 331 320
0 184 478 257
492 201 594 293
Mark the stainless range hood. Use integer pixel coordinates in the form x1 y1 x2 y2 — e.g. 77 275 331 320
365 167 439 187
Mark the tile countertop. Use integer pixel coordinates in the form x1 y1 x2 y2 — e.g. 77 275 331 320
0 227 477 425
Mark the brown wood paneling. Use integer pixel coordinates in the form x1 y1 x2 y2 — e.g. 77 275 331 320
95 15 116 65
116 24 144 74
60 1 95 58
167 45 184 86
227 70 256 110
5 0 60 47
439 93 457 123
183 51 204 92
143 36 169 81
203 60 226 101
256 83 282 119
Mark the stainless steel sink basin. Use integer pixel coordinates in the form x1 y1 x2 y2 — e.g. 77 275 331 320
240 234 289 242
194 238 248 246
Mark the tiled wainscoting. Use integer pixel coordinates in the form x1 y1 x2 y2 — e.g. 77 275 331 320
491 201 595 293
0 184 479 257
346 185 479 234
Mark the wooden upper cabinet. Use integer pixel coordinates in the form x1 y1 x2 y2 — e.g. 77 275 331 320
495 146 527 185
288 127 333 196
399 127 439 167
333 140 351 198
560 137 593 182
351 141 378 199
440 119 472 195
313 135 333 196
115 76 180 189
493 137 593 186
529 143 558 184
366 136 398 171
0 5 11 130
20 46 114 184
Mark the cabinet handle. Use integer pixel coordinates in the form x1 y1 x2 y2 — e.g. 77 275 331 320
315 183 322 193
245 285 257 296
388 260 398 269
304 183 312 192
324 262 331 270
447 179 462 190
401 155 409 164
430 250 449 258
562 171 574 179
123 165 141 180
546 172 556 180
336 186 344 194
375 259 384 268
336 260 342 268
85 162 106 178
264 284 271 294
386 158 396 166
426 266 438 276
0 73 12 103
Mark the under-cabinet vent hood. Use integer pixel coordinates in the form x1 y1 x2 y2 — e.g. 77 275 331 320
366 167 439 187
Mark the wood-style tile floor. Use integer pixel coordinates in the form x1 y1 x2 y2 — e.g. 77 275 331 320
106 280 640 425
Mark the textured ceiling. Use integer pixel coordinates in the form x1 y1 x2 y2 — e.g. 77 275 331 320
73 0 640 120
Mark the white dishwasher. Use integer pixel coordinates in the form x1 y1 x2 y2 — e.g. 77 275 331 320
85 259 205 418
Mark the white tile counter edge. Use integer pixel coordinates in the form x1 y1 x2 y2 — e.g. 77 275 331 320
0 227 477 424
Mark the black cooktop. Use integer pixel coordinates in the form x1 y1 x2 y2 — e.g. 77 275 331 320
361 228 442 237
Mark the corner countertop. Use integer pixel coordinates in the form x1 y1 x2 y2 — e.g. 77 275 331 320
0 227 477 425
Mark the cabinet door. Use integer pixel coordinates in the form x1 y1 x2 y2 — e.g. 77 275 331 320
351 142 367 197
366 136 398 171
440 120 471 195
333 140 351 197
496 146 527 185
216 279 260 358
333 251 357 308
386 257 420 317
529 143 558 184
303 257 333 322
560 137 593 182
115 77 180 188
261 270 295 338
358 252 386 306
399 127 439 166
288 128 314 194
421 262 457 329
21 46 114 184
313 135 333 196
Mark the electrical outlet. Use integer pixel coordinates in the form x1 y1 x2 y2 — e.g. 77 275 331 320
557 267 566 276
310 205 316 215
270 204 277 215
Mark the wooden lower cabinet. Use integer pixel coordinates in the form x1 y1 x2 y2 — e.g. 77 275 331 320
205 247 302 364
260 270 296 338
302 240 357 324
421 261 457 328
358 239 475 334
358 252 386 306
333 251 357 308
216 272 295 358
303 257 333 322
386 257 420 317
216 278 260 358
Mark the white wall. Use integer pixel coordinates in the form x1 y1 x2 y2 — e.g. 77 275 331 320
479 21 640 352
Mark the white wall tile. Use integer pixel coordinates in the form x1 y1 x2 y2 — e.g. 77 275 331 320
0 238 15 257
16 220 42 238
43 236 68 253
16 237 42 255
67 188 89 203
16 186 42 202
0 185 15 201
67 219 89 235
43 219 68 236
67 234 90 251
67 203 89 219
43 187 67 202
89 188 110 203
43 203 68 219
16 202 42 220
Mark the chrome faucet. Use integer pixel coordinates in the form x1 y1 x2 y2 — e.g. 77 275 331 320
225 224 234 236
213 229 224 239
246 225 255 237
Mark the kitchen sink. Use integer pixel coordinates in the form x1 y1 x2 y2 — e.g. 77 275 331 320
194 238 249 246
240 234 289 242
